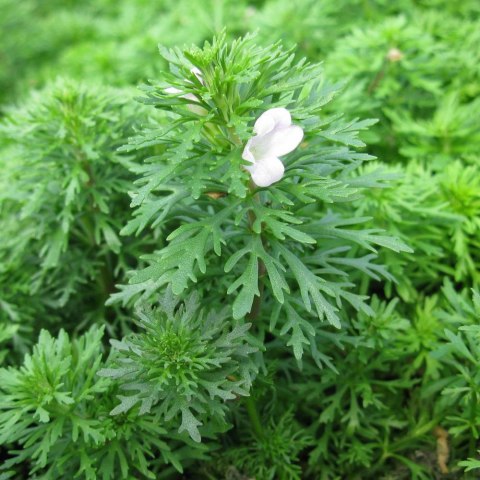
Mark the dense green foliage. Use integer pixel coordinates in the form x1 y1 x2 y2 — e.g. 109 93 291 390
0 1 479 478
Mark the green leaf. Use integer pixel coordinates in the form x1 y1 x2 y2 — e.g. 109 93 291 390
250 203 316 245
179 407 202 443
319 117 378 147
226 236 289 315
281 301 316 361
227 249 260 319
121 187 188 236
277 244 341 328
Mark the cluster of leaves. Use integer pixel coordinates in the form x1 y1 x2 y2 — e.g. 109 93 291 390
208 281 480 480
323 3 480 165
213 410 313 480
0 79 153 346
99 290 258 443
0 324 207 479
430 284 480 465
350 159 480 302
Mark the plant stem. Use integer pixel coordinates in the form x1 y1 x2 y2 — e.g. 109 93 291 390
367 59 387 95
80 211 114 304
248 259 266 320
247 184 267 321
245 394 264 439
231 129 265 437
243 192 266 436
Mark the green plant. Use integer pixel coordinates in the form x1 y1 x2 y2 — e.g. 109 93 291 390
1 1 480 478
0 80 150 340
99 290 258 442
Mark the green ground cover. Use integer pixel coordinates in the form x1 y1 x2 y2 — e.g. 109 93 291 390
0 1 479 478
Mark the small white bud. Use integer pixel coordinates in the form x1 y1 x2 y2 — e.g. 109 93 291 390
386 48 403 62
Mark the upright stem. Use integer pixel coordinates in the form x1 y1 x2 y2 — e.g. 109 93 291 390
80 214 113 303
367 59 387 96
229 128 266 438
78 154 116 305
243 186 267 436
245 394 264 440
247 201 267 321
248 264 266 320
228 127 268 321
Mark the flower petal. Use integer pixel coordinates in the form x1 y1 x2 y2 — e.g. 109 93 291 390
165 86 183 94
246 156 285 187
190 67 204 84
242 138 255 163
266 125 304 157
253 107 291 136
184 93 200 103
187 103 208 115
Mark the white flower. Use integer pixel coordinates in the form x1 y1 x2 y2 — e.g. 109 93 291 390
386 48 403 62
242 108 303 187
164 67 206 115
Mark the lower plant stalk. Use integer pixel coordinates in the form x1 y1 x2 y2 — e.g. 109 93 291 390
245 394 264 439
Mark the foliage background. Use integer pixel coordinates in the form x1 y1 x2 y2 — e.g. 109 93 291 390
0 0 479 478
